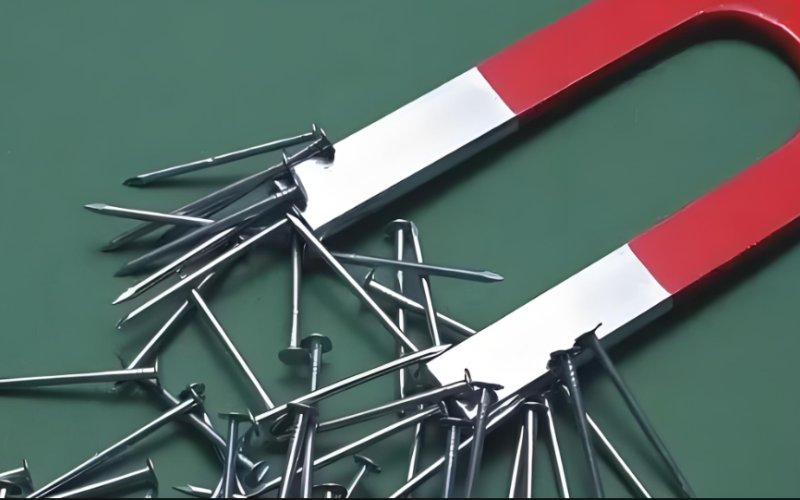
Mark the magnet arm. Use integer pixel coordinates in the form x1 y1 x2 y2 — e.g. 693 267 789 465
478 0 800 295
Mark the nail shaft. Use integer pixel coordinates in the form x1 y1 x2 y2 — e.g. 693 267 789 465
291 234 302 351
407 224 441 347
464 388 493 498
509 425 525 498
191 290 275 411
0 367 155 390
29 393 200 498
222 420 239 499
393 228 407 407
124 130 316 186
442 424 462 499
279 407 315 498
50 461 157 498
114 228 235 304
328 253 503 283
389 395 526 499
255 345 449 424
86 204 214 227
543 394 570 499
366 279 474 338
118 218 288 327
287 213 418 353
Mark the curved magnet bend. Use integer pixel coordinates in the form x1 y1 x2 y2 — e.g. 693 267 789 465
478 0 800 295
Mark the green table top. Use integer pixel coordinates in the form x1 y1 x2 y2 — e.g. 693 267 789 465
2 1 800 497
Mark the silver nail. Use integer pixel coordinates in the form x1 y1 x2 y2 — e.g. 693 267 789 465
345 455 381 498
299 334 332 499
279 233 309 366
50 460 158 498
323 251 503 283
0 367 156 390
86 204 214 227
279 404 318 499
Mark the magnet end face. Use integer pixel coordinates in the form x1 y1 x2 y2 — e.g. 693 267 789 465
278 347 310 366
353 455 381 473
300 333 333 354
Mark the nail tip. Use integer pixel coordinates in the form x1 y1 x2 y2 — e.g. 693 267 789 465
123 177 146 187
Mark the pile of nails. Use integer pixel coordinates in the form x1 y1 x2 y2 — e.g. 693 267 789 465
1 126 508 499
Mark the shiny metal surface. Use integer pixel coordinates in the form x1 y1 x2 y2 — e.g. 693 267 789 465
0 367 156 390
250 407 441 498
365 275 475 338
254 344 449 424
114 229 234 305
315 484 348 499
50 460 158 498
440 416 472 499
295 68 516 236
559 385 650 499
509 424 525 498
425 245 672 403
279 233 307 366
346 456 380 499
543 394 569 499
315 380 471 434
299 334 331 499
219 415 243 499
123 128 317 186
387 224 407 407
190 289 275 411
117 218 288 327
119 183 299 276
464 385 499 498
286 212 419 353
390 395 525 498
406 408 424 493
0 462 33 498
85 203 214 227
279 405 317 499
29 387 202 498
326 252 503 283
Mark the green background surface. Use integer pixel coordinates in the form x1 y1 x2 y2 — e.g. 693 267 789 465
1 1 800 498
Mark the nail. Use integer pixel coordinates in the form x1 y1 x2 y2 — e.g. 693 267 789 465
575 331 689 497
123 126 319 187
321 252 504 284
286 211 419 353
313 378 474 434
219 412 256 499
279 233 309 366
389 395 526 499
117 218 288 328
113 228 235 304
299 333 332 499
279 404 318 499
117 181 302 276
0 366 156 390
29 384 204 498
543 392 570 499
558 385 651 499
190 289 276 411
385 223 408 410
0 481 21 499
0 461 33 497
50 460 158 498
510 400 548 499
391 220 441 346
440 414 473 499
549 349 604 498
85 203 214 227
363 271 475 339
254 344 449 424
314 484 348 499
464 379 503 498
138 380 256 471
345 455 381 498
250 406 441 498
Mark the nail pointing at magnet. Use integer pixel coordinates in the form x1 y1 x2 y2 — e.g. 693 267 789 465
0 366 157 390
85 204 214 227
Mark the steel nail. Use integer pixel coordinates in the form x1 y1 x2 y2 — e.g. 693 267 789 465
463 380 503 498
0 366 156 390
123 127 319 187
558 385 651 499
29 384 204 498
280 233 309 366
254 344 449 424
549 349 605 499
219 412 255 499
191 289 276 411
384 222 408 410
510 420 526 499
0 461 33 497
440 414 473 499
321 252 504 284
389 395 526 499
345 455 381 499
363 271 475 339
543 392 570 499
118 181 302 276
286 211 419 353
513 400 548 499
114 228 235 304
314 483 348 499
50 460 158 498
117 218 288 327
85 204 214 227
299 333 332 499
575 331 694 498
279 404 318 499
